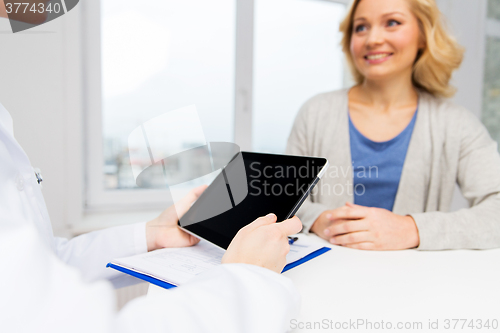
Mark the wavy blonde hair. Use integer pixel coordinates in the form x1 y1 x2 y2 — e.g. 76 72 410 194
339 0 464 98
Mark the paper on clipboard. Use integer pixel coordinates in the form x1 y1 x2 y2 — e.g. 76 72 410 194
110 239 326 287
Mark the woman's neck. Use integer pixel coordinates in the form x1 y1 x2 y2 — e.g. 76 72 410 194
352 74 418 113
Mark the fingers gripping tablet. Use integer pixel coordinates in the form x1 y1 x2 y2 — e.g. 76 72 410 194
179 152 328 249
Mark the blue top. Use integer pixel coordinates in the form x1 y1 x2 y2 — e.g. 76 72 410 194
349 109 418 211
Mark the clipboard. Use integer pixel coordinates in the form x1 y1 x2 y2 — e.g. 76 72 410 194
107 246 331 289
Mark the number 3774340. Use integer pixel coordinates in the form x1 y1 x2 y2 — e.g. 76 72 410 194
5 2 62 14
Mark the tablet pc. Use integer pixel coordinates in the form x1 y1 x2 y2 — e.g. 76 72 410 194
178 152 328 249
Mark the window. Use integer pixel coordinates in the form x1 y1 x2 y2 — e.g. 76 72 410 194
86 0 348 210
253 0 345 153
101 0 235 190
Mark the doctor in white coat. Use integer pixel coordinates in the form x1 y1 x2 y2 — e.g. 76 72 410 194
0 6 303 332
1 99 303 333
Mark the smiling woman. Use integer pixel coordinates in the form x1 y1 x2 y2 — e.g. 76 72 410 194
286 0 500 251
341 0 464 98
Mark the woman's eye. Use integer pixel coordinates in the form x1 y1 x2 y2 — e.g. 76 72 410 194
387 19 401 27
355 24 366 33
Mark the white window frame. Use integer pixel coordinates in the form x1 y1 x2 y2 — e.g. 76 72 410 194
83 0 349 212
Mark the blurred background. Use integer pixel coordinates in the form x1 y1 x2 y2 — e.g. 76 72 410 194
0 0 497 239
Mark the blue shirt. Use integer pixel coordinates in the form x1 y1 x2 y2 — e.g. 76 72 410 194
349 109 418 211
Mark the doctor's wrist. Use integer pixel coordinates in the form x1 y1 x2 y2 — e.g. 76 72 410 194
145 217 161 251
145 220 156 252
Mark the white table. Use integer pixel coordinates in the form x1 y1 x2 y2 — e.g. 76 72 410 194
149 234 500 332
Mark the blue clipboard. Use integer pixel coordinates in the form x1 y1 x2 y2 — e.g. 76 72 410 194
107 246 330 290
106 263 178 289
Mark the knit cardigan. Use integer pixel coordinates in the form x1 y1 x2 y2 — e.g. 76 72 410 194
285 89 500 250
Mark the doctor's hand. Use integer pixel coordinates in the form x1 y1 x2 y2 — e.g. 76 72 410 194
311 203 420 250
145 185 207 252
221 214 302 273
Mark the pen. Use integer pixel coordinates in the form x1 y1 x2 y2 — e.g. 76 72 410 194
288 237 298 245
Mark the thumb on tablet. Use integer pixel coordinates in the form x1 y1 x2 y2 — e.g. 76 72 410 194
244 213 278 231
277 216 303 236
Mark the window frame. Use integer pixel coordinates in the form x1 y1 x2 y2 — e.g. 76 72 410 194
83 0 349 212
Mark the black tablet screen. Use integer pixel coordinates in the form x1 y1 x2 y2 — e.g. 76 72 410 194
179 152 327 249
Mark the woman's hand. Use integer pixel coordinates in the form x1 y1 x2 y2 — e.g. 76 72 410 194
311 202 420 250
310 207 348 240
222 214 303 273
145 185 207 251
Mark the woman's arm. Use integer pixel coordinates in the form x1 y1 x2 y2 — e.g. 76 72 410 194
411 109 500 250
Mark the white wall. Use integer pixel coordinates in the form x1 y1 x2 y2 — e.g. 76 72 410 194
0 1 488 235
436 0 488 116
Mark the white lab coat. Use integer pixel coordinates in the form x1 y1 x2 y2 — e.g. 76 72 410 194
0 103 300 332
0 102 147 285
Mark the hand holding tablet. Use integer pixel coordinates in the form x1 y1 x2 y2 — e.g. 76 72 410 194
178 152 328 249
221 213 302 273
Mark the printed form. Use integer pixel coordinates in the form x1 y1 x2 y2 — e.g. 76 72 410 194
111 239 326 286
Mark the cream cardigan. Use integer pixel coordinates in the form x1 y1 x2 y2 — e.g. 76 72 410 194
285 89 500 250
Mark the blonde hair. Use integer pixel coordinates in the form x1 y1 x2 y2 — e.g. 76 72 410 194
339 0 464 98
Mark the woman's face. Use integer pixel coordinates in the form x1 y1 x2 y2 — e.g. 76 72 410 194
350 0 424 83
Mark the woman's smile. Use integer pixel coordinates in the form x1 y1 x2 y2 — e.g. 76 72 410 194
364 52 394 64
